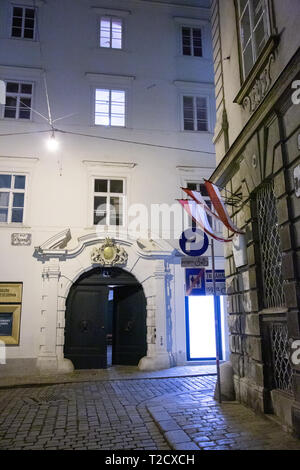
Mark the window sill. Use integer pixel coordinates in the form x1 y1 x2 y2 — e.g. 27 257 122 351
259 307 288 315
234 35 280 108
93 124 127 130
97 47 126 52
85 225 125 230
9 37 38 42
0 223 30 229
176 55 210 61
181 129 213 135
1 118 33 122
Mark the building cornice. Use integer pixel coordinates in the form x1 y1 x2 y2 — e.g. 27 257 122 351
90 7 131 16
0 65 44 77
173 80 214 90
0 156 39 167
34 230 173 261
83 160 137 169
85 72 135 85
135 0 210 12
173 16 209 25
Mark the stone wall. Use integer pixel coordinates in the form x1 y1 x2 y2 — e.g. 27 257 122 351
223 91 300 429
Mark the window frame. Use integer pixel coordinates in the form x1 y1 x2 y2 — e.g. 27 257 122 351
10 4 37 41
99 16 123 50
0 173 27 225
2 80 34 121
181 25 203 57
93 177 126 227
181 94 209 133
94 88 126 128
237 0 271 80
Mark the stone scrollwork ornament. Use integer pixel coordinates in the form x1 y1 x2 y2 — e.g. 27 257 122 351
91 238 128 266
243 53 275 113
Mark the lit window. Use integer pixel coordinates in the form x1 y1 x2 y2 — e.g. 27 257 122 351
95 89 125 127
11 6 36 40
182 27 202 57
93 178 125 226
238 0 270 78
0 174 26 223
183 96 208 131
100 17 122 49
4 82 33 120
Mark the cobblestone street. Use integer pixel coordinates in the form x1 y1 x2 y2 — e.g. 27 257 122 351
0 373 300 451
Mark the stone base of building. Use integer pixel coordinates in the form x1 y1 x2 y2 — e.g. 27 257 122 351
233 375 265 413
291 403 300 437
138 353 171 371
36 356 74 375
270 389 294 432
0 358 39 378
234 375 300 435
0 353 172 378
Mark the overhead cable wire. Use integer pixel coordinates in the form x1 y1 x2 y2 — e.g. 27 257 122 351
0 127 214 154
33 0 53 128
55 128 215 154
0 130 52 137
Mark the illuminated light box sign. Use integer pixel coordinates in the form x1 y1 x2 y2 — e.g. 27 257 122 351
0 313 13 336
0 283 23 345
0 283 23 304
185 269 225 296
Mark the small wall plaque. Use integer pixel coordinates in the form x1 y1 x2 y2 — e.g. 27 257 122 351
11 233 32 246
181 256 209 268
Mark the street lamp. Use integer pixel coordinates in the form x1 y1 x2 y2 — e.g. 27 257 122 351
47 130 59 151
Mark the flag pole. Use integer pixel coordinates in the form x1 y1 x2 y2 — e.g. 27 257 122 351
211 237 222 403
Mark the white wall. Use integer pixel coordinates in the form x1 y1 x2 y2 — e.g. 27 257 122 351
0 0 226 367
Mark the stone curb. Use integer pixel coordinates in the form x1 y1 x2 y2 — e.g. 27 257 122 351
147 405 200 451
0 372 217 390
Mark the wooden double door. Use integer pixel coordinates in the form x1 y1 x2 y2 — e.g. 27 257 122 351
64 268 147 369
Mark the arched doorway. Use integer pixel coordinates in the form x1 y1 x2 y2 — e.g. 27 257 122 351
64 267 147 369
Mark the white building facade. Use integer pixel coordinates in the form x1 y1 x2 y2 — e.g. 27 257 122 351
0 0 227 377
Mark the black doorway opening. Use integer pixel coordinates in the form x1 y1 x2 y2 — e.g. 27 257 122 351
64 267 147 370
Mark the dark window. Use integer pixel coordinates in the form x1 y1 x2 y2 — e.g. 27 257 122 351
93 179 124 226
256 181 285 308
110 180 123 194
94 179 108 193
0 174 26 224
182 27 202 57
11 6 36 40
4 82 33 120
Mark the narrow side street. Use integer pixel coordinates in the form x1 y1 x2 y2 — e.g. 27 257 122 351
0 373 300 450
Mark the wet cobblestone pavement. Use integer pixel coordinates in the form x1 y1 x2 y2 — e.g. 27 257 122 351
0 375 300 450
0 376 214 450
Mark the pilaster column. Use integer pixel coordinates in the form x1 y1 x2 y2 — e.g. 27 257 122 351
139 259 171 371
153 259 169 356
37 260 73 374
